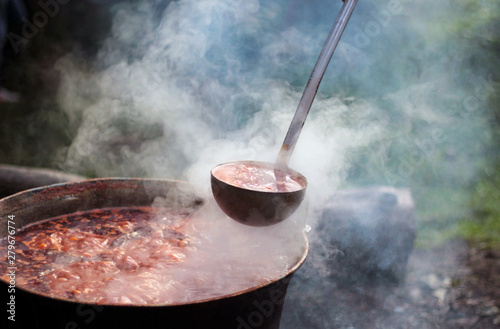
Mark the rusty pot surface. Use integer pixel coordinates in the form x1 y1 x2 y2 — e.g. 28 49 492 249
0 178 308 329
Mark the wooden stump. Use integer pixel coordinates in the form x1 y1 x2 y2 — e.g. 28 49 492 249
0 164 87 198
315 186 416 284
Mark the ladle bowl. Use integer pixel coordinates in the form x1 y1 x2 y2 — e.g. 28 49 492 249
211 161 307 227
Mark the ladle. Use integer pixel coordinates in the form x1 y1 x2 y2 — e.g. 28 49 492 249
211 0 358 226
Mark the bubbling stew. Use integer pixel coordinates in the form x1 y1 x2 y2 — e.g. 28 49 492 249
212 163 304 192
0 206 297 305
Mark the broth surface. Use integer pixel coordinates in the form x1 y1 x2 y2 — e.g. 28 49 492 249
0 206 298 305
213 163 304 192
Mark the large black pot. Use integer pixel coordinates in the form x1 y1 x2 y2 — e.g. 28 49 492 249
0 178 308 329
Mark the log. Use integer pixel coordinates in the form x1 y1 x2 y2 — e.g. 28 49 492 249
280 187 417 329
312 186 416 284
0 164 88 198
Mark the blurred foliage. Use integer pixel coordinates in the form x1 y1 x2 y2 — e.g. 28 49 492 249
462 169 500 249
340 0 500 249
414 187 467 248
419 0 500 248
452 0 500 249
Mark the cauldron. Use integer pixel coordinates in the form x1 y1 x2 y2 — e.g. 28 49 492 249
0 178 308 329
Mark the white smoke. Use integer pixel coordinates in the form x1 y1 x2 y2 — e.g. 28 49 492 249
56 0 388 216
48 0 495 327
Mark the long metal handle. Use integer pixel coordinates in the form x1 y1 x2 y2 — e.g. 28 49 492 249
275 0 358 176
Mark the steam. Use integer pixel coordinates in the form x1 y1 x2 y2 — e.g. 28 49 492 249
108 200 307 304
153 199 307 302
52 0 494 327
56 0 387 212
54 0 492 196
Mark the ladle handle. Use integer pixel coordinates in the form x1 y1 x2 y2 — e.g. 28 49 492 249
276 0 358 171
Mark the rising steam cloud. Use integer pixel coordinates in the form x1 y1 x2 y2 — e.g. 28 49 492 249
55 0 492 200
55 0 389 211
52 0 495 328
